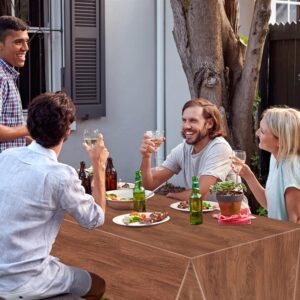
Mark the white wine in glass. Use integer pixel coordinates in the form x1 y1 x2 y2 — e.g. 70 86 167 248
232 150 246 178
146 130 164 169
83 129 99 147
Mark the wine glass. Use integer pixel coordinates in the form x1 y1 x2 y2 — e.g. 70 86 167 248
146 130 164 169
232 150 246 183
83 129 99 147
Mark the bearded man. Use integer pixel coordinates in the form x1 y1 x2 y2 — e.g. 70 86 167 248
140 98 248 206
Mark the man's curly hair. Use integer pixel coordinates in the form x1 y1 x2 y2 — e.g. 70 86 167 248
27 92 76 148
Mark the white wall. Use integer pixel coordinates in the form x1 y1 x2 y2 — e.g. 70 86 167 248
239 0 255 37
59 0 156 183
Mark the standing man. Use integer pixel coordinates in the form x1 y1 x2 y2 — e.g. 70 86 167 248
0 92 108 299
140 98 248 207
0 15 30 153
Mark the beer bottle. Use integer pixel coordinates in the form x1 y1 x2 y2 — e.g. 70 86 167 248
189 176 203 225
105 157 117 191
78 161 92 195
133 170 146 212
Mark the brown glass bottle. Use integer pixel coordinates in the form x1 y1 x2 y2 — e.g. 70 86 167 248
78 161 92 195
106 157 117 191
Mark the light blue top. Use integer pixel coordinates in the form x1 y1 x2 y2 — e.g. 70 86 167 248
0 142 104 291
266 155 300 221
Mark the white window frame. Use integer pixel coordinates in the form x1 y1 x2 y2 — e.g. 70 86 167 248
271 0 300 24
10 0 64 102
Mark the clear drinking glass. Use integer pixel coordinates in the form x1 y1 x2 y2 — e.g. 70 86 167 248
232 150 246 182
146 130 164 169
83 129 99 147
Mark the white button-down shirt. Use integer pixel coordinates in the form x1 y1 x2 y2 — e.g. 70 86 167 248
0 142 104 291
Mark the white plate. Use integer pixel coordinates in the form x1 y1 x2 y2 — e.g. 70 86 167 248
106 189 154 210
117 182 134 189
170 201 219 212
112 212 170 227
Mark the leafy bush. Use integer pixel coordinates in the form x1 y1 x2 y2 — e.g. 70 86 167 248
257 206 268 217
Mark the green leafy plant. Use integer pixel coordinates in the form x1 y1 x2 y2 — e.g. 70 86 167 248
256 206 268 217
209 181 247 195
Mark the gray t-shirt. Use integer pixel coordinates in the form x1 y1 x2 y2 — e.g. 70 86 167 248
162 137 248 207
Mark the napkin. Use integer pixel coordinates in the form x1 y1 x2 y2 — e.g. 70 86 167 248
212 208 254 225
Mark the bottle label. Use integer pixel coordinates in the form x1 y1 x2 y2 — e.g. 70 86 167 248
189 197 203 225
133 192 146 212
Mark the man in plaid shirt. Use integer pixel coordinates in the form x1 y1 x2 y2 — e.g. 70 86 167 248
0 16 31 153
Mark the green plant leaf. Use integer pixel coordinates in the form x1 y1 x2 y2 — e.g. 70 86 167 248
209 181 247 195
240 35 248 45
256 206 268 217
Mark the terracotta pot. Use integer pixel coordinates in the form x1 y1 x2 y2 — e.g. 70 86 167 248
216 193 243 216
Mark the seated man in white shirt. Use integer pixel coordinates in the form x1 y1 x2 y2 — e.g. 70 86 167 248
140 98 248 208
0 92 109 299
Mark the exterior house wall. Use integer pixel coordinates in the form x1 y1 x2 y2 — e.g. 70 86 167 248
59 0 156 182
59 0 255 185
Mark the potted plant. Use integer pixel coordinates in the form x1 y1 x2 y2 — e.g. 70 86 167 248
209 181 247 216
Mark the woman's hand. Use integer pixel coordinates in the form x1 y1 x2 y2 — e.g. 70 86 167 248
230 156 250 178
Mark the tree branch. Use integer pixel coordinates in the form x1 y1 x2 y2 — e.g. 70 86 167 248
224 0 240 36
232 0 271 151
170 0 195 96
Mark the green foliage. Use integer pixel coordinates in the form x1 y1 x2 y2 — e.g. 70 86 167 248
210 181 247 195
250 153 259 169
240 35 248 45
257 206 268 217
253 91 261 112
250 153 261 177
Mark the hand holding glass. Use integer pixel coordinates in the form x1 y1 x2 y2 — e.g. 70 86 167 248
146 130 164 168
83 129 99 147
232 150 246 174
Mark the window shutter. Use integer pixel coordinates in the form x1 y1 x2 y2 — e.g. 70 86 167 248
64 0 105 118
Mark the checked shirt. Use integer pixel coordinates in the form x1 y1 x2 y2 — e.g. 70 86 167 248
0 59 26 153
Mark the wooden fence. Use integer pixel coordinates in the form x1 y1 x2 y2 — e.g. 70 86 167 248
259 21 300 180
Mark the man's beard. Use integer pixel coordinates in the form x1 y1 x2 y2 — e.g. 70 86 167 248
181 129 208 145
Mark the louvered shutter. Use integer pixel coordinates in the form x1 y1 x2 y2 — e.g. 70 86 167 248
64 0 105 118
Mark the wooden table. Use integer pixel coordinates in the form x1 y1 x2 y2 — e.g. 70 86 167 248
52 195 300 300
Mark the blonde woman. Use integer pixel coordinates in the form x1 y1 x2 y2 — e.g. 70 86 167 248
232 107 300 224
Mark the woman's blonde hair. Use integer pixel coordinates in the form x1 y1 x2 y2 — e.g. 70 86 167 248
262 107 300 161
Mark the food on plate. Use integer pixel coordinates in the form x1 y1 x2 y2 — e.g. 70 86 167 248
177 200 189 209
123 211 169 225
121 183 130 188
106 193 133 201
177 201 217 210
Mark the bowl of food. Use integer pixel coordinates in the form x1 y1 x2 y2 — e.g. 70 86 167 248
106 189 154 210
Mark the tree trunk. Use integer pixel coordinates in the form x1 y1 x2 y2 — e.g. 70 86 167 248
171 0 225 105
232 0 271 153
224 0 240 36
171 0 271 162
